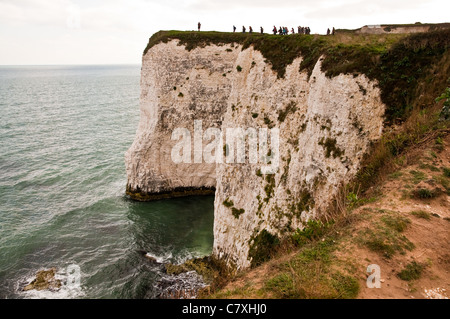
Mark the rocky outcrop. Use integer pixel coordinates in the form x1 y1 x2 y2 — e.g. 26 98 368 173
354 23 450 34
125 41 239 200
23 268 61 292
126 37 385 269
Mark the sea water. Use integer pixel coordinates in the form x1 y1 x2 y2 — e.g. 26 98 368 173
0 65 214 299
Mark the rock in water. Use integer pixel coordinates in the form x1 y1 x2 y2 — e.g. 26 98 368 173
23 268 62 292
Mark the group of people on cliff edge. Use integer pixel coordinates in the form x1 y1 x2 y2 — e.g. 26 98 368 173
234 25 312 35
198 22 336 36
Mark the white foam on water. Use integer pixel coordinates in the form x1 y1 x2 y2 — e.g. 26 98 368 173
18 270 85 299
145 251 173 264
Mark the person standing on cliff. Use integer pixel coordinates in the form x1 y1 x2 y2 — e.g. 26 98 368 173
332 27 336 35
198 22 201 31
260 26 264 34
273 26 277 35
327 28 330 35
242 26 246 33
233 25 236 33
249 26 253 33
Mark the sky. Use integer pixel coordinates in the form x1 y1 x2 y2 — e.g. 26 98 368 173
0 0 448 65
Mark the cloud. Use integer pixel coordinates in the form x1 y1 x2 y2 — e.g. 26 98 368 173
304 0 446 24
0 0 448 65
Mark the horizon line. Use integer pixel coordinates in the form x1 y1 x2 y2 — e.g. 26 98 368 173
0 63 142 67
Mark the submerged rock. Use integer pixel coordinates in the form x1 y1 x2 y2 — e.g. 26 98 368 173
23 268 62 292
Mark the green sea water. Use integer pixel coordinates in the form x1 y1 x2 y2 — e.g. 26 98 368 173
0 65 214 298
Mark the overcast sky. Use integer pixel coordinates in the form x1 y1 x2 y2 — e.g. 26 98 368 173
0 0 448 65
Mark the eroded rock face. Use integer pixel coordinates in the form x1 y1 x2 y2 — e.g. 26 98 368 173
126 40 385 269
23 268 62 292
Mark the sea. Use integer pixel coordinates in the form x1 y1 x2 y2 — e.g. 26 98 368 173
0 65 215 299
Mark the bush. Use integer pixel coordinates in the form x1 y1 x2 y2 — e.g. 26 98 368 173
292 220 329 246
248 230 280 267
397 261 426 281
412 188 439 199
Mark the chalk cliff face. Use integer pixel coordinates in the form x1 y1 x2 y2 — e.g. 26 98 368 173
126 39 385 269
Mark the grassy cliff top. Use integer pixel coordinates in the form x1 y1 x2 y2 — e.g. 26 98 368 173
144 29 450 123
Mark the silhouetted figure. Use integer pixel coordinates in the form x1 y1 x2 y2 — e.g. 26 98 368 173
278 27 282 35
198 22 201 31
233 25 236 33
242 26 246 33
249 26 253 33
327 28 330 35
273 26 277 35
298 26 301 34
260 26 264 34
291 28 295 34
332 27 335 35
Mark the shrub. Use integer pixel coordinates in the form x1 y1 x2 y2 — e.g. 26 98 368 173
443 167 450 177
397 261 426 281
412 188 438 199
292 220 328 246
248 230 280 267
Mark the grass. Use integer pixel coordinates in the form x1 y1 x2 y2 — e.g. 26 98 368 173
397 261 426 281
435 174 450 195
410 210 432 220
409 170 426 184
443 167 450 177
412 188 439 199
381 214 411 232
291 220 329 246
357 212 414 258
388 171 403 180
355 106 449 194
419 163 441 172
263 239 359 299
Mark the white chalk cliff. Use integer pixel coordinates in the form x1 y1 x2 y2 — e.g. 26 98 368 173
125 39 385 270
